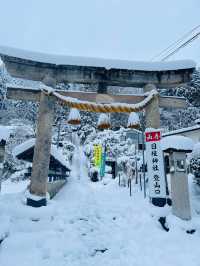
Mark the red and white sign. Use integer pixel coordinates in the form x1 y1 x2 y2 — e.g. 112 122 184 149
145 131 161 142
145 129 166 199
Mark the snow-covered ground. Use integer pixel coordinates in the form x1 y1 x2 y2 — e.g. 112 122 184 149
0 147 200 266
1 179 29 195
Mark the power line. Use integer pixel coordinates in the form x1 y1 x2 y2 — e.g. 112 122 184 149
161 31 200 61
151 24 200 61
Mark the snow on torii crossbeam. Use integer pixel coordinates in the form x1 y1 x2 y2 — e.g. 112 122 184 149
1 47 196 207
0 46 195 90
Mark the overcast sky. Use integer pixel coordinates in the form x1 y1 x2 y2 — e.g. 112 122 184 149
0 0 199 63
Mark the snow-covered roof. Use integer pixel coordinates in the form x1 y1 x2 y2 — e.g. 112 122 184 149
0 126 12 141
13 138 70 169
163 125 200 137
161 135 194 152
0 45 196 71
12 138 35 157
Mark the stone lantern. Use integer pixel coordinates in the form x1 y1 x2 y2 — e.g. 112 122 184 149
162 135 193 220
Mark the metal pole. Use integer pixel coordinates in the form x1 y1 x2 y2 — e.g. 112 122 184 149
139 172 142 190
135 140 138 184
135 157 138 184
56 117 62 148
141 112 146 198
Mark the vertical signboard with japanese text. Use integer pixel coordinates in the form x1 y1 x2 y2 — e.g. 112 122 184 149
94 145 102 168
145 129 166 201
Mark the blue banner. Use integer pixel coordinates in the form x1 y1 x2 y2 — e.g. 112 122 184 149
100 152 106 177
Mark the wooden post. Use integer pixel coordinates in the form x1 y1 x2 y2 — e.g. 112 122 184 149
143 84 160 129
27 91 55 207
0 140 6 192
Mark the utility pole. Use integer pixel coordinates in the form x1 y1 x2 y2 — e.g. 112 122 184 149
140 111 146 198
57 117 62 148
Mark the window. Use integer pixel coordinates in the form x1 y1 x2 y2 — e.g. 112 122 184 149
176 159 185 172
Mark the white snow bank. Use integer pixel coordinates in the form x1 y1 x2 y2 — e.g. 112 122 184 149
0 45 196 71
0 215 10 241
1 179 29 195
13 138 70 169
162 135 194 152
0 126 12 141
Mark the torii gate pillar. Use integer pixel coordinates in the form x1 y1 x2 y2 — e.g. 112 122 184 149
144 84 160 129
27 91 55 207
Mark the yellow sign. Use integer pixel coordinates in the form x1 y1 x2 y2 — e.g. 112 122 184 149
94 145 102 167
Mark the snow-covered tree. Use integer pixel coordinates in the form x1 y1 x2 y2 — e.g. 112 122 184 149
190 142 200 184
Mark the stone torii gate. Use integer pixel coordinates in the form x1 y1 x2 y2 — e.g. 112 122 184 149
0 48 195 207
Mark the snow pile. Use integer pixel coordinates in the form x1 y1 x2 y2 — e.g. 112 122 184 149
0 45 196 71
1 179 29 195
0 215 10 241
162 135 194 152
127 112 140 128
0 126 12 141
